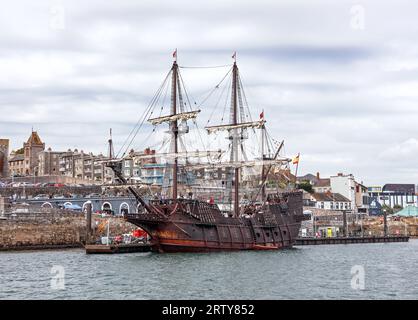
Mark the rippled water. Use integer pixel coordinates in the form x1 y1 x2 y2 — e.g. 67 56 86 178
0 240 417 299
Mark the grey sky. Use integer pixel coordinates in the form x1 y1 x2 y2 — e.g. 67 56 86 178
1 0 418 185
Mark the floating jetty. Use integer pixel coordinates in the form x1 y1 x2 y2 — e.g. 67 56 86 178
85 243 152 254
295 236 409 246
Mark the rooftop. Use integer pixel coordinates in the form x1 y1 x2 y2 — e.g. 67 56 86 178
9 154 24 162
310 192 350 202
26 131 43 145
314 178 331 188
383 184 415 194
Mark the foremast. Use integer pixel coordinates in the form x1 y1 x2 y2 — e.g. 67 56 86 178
231 61 240 217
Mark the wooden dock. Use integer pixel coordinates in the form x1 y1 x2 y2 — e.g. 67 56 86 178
85 243 152 254
295 236 409 246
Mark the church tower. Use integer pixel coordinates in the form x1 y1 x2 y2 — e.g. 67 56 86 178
23 130 45 176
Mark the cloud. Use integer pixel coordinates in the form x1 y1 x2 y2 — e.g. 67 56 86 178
1 0 418 185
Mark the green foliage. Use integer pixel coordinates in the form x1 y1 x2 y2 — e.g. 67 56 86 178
297 180 313 193
393 204 403 213
381 204 394 215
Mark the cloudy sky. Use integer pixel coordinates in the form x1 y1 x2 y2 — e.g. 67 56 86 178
1 0 418 185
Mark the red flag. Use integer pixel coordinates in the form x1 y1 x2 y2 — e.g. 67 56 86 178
260 111 264 119
172 49 177 58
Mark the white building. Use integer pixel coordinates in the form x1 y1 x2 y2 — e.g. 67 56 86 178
307 192 352 211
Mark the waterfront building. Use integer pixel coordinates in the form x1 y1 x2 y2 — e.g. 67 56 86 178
141 163 165 185
119 148 196 189
59 149 113 183
122 150 143 182
38 148 64 176
367 184 417 213
304 192 352 211
23 131 45 176
300 172 369 213
354 181 369 213
8 153 25 176
0 139 9 178
298 172 331 193
313 178 331 193
7 131 45 177
328 173 368 213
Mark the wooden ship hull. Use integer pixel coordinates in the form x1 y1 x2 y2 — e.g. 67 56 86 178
125 191 305 253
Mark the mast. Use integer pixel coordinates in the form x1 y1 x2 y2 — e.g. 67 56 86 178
108 128 114 160
232 61 239 217
261 121 266 201
171 59 179 200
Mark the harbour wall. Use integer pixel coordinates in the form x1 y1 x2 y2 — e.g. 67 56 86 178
0 212 136 251
0 185 102 198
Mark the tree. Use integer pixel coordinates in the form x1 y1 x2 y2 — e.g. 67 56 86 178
297 180 313 193
381 204 393 215
13 148 24 155
393 204 403 213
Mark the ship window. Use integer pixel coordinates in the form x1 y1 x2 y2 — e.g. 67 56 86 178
256 232 261 238
274 232 278 236
266 232 270 237
283 230 287 235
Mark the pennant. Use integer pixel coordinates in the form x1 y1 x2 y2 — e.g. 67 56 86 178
292 153 300 165
260 110 264 119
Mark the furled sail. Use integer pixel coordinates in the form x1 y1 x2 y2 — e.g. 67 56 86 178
148 110 201 125
205 119 266 134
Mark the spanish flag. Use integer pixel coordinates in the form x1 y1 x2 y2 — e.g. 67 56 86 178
292 153 300 165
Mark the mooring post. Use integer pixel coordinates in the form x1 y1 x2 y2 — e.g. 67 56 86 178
0 196 5 217
383 209 388 237
86 201 92 243
342 210 347 238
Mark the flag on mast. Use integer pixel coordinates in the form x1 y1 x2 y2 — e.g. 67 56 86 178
292 153 300 165
173 49 177 60
232 51 236 61
260 110 264 120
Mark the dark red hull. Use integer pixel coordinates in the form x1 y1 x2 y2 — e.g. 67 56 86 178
126 191 305 253
125 192 303 252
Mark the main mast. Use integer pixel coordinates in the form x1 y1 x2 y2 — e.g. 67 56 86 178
171 59 179 200
261 120 266 201
232 61 239 217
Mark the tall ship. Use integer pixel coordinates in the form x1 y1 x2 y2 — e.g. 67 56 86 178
108 52 305 253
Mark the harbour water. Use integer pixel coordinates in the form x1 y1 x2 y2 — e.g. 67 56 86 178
0 240 417 300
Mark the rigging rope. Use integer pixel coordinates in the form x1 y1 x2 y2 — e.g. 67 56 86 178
116 69 172 158
178 71 206 150
179 64 233 69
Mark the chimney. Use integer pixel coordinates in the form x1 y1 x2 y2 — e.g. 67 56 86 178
338 172 343 176
316 172 320 179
